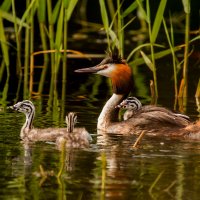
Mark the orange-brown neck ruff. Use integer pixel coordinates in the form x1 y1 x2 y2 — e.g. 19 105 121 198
111 63 133 95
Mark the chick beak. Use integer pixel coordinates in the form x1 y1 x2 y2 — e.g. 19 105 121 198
9 105 17 110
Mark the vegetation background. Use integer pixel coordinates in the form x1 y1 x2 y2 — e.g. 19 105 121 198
0 0 199 105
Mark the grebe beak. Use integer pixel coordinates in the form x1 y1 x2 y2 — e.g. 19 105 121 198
75 64 106 74
10 105 17 110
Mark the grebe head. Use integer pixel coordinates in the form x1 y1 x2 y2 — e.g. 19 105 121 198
116 97 142 111
66 112 77 133
75 51 133 95
12 100 35 116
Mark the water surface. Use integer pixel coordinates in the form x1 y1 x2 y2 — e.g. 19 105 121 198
0 92 200 200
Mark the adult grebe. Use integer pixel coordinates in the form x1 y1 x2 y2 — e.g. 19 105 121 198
75 52 200 137
11 100 92 146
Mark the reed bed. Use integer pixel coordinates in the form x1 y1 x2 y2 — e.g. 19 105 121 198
0 0 199 103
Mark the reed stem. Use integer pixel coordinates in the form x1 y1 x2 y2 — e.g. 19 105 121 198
195 79 200 98
23 0 31 98
61 7 68 118
132 131 145 148
163 18 178 97
47 0 55 74
117 0 123 57
0 61 5 81
179 0 190 98
11 0 22 76
182 11 190 97
38 22 49 94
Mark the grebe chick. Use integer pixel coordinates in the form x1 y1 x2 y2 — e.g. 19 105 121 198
117 97 190 122
116 97 142 120
75 51 200 137
56 112 92 149
12 100 71 142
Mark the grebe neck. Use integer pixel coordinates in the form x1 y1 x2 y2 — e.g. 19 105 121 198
98 93 125 131
21 110 35 138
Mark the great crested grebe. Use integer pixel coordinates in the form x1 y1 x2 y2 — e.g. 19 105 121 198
75 52 200 137
56 112 92 148
116 96 190 122
116 97 142 120
11 100 92 146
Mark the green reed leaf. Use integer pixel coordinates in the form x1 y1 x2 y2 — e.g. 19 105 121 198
136 0 148 22
182 0 190 14
190 35 200 43
127 43 164 61
0 13 9 67
66 0 78 21
18 0 37 33
99 0 109 30
1 0 12 11
108 28 119 49
52 0 62 24
63 0 69 8
37 0 46 23
0 9 29 28
151 0 167 43
129 46 182 67
140 50 153 71
122 0 144 18
55 3 63 51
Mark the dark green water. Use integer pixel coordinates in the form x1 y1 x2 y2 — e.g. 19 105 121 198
0 89 200 200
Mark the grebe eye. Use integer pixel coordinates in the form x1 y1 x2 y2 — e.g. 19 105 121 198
103 65 108 69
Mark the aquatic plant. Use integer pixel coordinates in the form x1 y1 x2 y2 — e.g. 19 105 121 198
0 0 199 103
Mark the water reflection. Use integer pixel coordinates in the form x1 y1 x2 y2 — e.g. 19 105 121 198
0 96 200 199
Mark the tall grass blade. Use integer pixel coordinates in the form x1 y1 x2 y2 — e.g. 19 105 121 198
37 0 48 94
179 0 190 97
195 79 200 98
129 46 182 66
190 35 200 43
55 2 63 79
140 51 153 71
37 0 46 22
151 0 167 43
107 0 117 31
0 12 9 70
121 16 136 32
17 0 36 33
127 43 164 61
182 0 190 13
108 28 119 50
136 0 148 22
1 0 12 11
0 61 5 81
0 77 9 105
163 18 178 97
47 0 55 72
122 0 144 18
99 0 109 29
66 0 78 21
117 0 123 56
52 0 62 24
12 0 22 75
0 9 29 28
24 0 30 98
99 0 110 50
